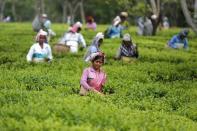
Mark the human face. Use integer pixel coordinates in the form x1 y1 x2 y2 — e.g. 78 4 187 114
39 35 46 44
120 16 126 21
41 17 47 23
77 27 81 33
180 35 186 40
98 39 103 47
92 58 103 71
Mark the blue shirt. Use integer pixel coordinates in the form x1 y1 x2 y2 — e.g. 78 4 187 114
89 45 98 53
107 25 122 38
168 35 188 49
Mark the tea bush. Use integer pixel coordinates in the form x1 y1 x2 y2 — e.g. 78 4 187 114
0 23 196 130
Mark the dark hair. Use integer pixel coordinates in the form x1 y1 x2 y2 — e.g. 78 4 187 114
87 19 93 23
179 29 189 37
98 39 103 46
92 55 104 63
77 27 81 32
122 40 132 45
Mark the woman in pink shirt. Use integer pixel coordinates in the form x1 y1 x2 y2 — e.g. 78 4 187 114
80 52 106 96
86 16 97 31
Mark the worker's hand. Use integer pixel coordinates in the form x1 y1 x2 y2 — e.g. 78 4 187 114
90 88 104 96
45 58 51 62
97 91 105 96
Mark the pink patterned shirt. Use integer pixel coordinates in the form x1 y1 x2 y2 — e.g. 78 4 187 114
80 67 107 92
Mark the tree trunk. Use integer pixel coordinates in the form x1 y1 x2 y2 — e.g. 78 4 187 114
151 13 162 36
80 0 85 24
150 0 157 15
181 0 197 34
35 0 45 16
12 0 17 21
66 0 84 24
149 0 161 35
41 0 45 14
194 0 197 24
62 0 68 23
0 0 6 21
68 2 75 24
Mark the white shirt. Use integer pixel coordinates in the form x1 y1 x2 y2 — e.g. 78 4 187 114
26 43 52 62
59 32 86 48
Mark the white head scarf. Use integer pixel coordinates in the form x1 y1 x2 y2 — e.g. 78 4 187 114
75 21 83 28
120 12 128 17
35 29 48 42
70 21 83 33
84 33 104 62
151 14 157 20
42 14 47 18
123 33 131 42
113 16 121 26
91 32 104 47
86 52 105 62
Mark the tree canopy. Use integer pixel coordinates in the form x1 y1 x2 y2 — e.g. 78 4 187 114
0 0 191 27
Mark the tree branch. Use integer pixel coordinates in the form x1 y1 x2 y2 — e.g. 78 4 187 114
150 0 157 15
181 0 197 34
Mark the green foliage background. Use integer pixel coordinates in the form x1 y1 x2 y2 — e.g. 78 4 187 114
0 23 197 130
3 0 187 26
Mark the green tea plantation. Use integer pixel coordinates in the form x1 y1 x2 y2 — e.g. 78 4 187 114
0 23 197 131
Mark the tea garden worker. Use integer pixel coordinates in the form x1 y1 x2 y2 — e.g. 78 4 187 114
84 32 104 62
35 29 48 43
41 14 56 42
80 52 107 96
111 12 129 31
104 16 123 38
119 12 129 30
26 30 53 63
167 29 189 50
137 16 153 36
54 21 86 54
162 16 170 29
115 33 139 62
32 14 56 42
86 16 97 31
